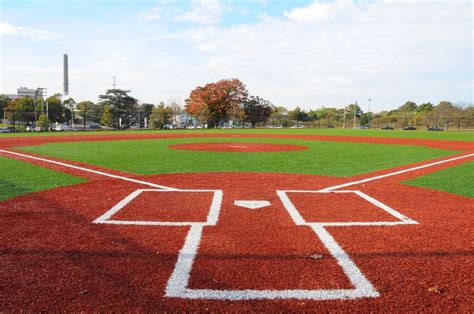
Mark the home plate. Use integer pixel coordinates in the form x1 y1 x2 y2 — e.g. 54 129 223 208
234 200 271 209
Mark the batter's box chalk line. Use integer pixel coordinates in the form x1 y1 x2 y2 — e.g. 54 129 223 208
93 189 223 226
94 188 418 301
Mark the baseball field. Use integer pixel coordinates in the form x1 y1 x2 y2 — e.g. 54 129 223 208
1 129 473 311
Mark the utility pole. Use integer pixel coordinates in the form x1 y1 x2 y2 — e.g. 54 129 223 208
33 93 38 123
353 101 358 128
343 106 346 129
113 76 116 88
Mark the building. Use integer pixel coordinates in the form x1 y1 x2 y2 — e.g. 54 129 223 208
1 87 46 100
17 87 36 98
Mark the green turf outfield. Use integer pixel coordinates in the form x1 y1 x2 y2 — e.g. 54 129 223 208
1 128 473 141
18 137 457 177
403 161 474 198
0 156 86 201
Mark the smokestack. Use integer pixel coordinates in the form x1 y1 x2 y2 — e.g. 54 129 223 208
63 54 69 95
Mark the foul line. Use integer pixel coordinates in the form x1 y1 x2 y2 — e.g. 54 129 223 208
0 149 177 191
320 153 474 192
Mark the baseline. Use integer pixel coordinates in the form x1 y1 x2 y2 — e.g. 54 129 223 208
0 149 177 190
320 153 474 192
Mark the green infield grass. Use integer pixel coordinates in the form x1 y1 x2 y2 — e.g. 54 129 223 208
18 137 457 177
0 156 86 201
1 128 473 142
403 161 474 198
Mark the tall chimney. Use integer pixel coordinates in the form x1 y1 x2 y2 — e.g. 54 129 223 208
63 54 69 95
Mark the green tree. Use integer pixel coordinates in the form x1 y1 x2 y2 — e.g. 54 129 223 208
0 95 10 120
360 112 373 127
323 108 338 127
100 105 113 129
99 89 138 129
77 101 94 130
36 114 50 131
150 104 173 129
242 96 273 128
63 97 76 126
45 94 65 123
308 108 325 127
398 101 417 127
138 103 155 128
9 97 35 123
427 101 459 129
415 102 433 126
269 106 288 126
289 107 308 125
345 103 363 128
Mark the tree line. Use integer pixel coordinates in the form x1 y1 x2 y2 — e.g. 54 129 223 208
1 78 472 131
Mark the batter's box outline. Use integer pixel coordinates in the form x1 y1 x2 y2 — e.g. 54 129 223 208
93 188 418 301
93 189 223 226
277 190 418 227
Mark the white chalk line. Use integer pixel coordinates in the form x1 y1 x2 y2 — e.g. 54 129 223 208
93 189 223 226
320 153 474 192
0 149 177 190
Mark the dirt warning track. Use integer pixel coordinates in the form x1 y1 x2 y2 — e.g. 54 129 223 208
1 134 473 311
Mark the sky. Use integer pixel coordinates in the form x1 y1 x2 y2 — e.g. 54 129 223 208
0 0 472 112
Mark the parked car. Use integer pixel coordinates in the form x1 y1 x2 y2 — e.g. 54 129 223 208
427 126 444 131
0 127 11 133
353 126 369 129
52 124 72 131
327 125 335 128
26 126 36 132
402 126 417 130
381 126 394 130
87 122 101 130
290 125 304 129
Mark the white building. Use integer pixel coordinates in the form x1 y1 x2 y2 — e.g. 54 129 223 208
17 87 36 98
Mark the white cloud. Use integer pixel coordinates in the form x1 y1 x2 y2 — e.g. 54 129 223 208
174 0 224 25
139 6 162 21
151 34 180 40
284 0 357 24
174 1 472 109
0 21 65 41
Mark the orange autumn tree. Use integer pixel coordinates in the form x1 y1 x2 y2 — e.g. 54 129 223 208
185 78 248 128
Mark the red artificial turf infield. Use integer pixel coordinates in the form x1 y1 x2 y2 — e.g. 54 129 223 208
169 142 308 152
112 190 215 222
1 134 474 311
284 191 400 223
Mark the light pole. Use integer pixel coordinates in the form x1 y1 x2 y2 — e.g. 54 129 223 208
343 106 346 129
368 98 372 127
